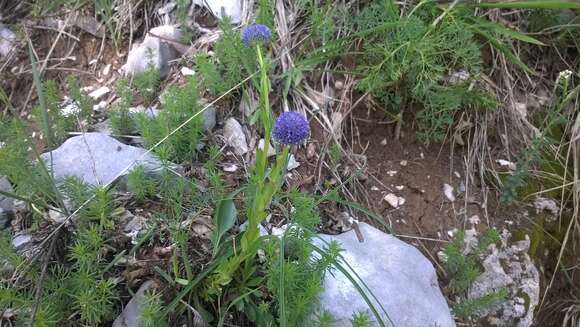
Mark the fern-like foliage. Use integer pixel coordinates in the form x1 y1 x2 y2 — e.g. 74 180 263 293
354 0 498 142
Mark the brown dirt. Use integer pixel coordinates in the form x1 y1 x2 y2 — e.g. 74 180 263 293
348 107 486 239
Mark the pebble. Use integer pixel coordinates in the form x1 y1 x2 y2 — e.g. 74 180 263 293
88 86 110 100
287 154 300 171
443 184 455 202
181 67 195 76
224 118 249 156
384 193 405 208
223 164 238 172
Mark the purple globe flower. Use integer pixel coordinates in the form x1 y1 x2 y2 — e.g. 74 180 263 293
241 24 272 47
272 112 310 145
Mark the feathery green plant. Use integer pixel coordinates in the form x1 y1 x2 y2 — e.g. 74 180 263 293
127 165 157 202
109 79 136 135
135 77 203 162
354 0 533 142
265 191 338 325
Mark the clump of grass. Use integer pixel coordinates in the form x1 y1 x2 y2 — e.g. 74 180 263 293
443 229 506 319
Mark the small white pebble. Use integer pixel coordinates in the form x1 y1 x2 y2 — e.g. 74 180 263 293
395 185 404 190
447 228 458 237
387 170 397 177
400 160 408 166
420 152 425 159
370 186 379 191
384 193 405 208
381 138 387 145
181 67 196 76
468 215 480 225
223 164 238 172
102 64 111 76
443 184 455 202
88 86 110 100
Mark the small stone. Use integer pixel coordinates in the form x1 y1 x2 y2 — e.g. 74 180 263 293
400 160 408 166
448 69 470 84
224 118 248 156
306 143 316 159
387 170 397 177
88 86 110 100
334 80 344 90
102 64 112 76
381 138 387 145
443 184 455 202
129 105 160 118
181 67 195 76
469 215 480 226
534 197 559 219
287 154 300 171
447 228 458 238
384 193 405 208
12 234 32 250
395 185 405 190
370 186 379 191
47 209 67 224
123 213 147 245
496 159 517 171
223 164 238 172
201 105 216 131
123 25 182 78
258 139 276 157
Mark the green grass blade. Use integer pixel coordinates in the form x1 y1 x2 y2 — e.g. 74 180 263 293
470 27 536 75
211 192 238 257
474 1 580 9
28 40 53 148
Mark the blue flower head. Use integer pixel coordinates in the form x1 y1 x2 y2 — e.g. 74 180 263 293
273 112 310 145
241 24 272 47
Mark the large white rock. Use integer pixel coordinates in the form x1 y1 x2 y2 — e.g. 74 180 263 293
40 133 166 186
192 0 242 24
123 25 182 78
313 223 455 327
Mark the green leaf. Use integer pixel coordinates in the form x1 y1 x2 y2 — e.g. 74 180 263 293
211 193 238 256
474 1 580 9
472 18 545 46
470 27 536 75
